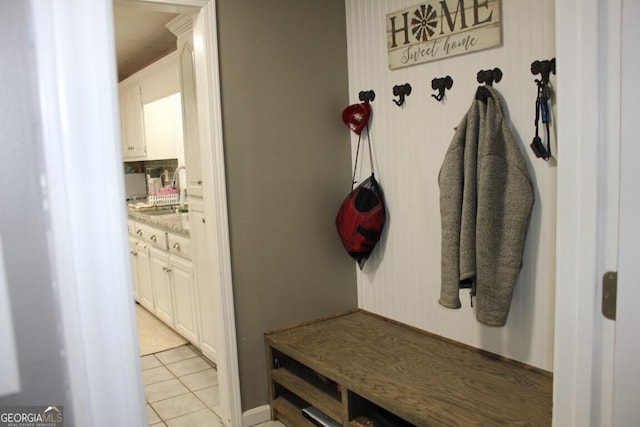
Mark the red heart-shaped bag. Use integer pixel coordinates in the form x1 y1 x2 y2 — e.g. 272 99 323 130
341 102 371 135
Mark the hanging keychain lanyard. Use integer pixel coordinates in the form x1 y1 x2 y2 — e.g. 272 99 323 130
531 82 552 160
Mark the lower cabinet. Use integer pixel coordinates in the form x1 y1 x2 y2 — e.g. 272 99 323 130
129 238 140 300
171 255 199 344
130 219 201 348
149 247 174 327
130 239 154 312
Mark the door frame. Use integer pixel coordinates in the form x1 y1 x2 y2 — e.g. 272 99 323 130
612 0 640 422
117 1 243 425
189 2 242 426
31 0 241 425
553 0 621 425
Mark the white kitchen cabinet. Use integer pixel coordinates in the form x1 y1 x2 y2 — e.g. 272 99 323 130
136 243 154 312
149 247 174 327
189 209 217 360
129 238 140 300
119 80 146 159
143 93 183 161
134 221 168 250
119 51 182 162
131 216 202 348
168 16 203 197
170 253 199 345
168 231 191 258
130 238 154 312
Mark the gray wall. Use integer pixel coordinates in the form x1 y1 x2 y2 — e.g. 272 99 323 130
216 0 358 411
0 0 69 412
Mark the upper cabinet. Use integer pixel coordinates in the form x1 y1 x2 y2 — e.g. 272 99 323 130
119 81 146 158
144 92 183 161
119 51 183 161
167 14 203 198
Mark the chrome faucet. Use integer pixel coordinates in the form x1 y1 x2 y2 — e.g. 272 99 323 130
171 165 186 191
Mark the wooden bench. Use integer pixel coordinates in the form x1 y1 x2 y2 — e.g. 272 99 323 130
265 309 552 426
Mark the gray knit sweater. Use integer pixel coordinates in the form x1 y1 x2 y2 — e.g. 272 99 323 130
438 86 534 326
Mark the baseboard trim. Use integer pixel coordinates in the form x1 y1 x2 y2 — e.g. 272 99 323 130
242 404 271 427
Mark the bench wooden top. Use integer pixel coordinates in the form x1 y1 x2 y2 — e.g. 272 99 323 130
266 310 552 426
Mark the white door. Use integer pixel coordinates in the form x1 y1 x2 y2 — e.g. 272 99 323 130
611 0 640 423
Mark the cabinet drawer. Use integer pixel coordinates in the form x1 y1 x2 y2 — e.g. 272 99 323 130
134 222 168 250
188 197 204 212
127 219 136 236
168 232 191 259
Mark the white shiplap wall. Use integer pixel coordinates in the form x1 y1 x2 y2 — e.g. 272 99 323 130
346 0 556 371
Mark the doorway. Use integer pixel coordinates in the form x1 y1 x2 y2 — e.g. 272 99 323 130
113 0 241 426
28 0 638 424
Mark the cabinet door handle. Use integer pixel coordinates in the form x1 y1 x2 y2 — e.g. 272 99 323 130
173 243 181 250
197 179 203 185
164 267 172 273
136 230 143 235
150 235 157 242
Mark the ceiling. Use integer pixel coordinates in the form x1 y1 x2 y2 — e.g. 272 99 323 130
113 6 179 82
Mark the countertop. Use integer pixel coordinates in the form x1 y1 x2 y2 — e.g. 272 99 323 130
127 205 190 236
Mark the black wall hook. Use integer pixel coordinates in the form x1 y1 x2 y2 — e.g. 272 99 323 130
531 58 556 86
392 83 412 106
431 76 453 102
359 90 376 103
476 68 503 86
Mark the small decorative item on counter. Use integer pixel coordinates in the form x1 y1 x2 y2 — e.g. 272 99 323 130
147 176 162 196
179 207 189 231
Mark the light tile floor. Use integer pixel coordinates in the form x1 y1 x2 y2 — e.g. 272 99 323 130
142 345 222 427
141 346 284 427
137 304 187 356
137 304 283 427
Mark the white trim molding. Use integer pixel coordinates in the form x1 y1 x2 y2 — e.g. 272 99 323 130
242 405 271 427
553 0 621 425
193 3 243 427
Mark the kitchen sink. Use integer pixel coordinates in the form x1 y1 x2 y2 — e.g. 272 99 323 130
142 208 179 216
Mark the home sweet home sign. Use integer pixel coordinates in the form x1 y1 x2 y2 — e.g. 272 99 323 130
386 0 502 70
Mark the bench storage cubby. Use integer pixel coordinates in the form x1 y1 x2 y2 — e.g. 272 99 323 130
265 309 552 426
